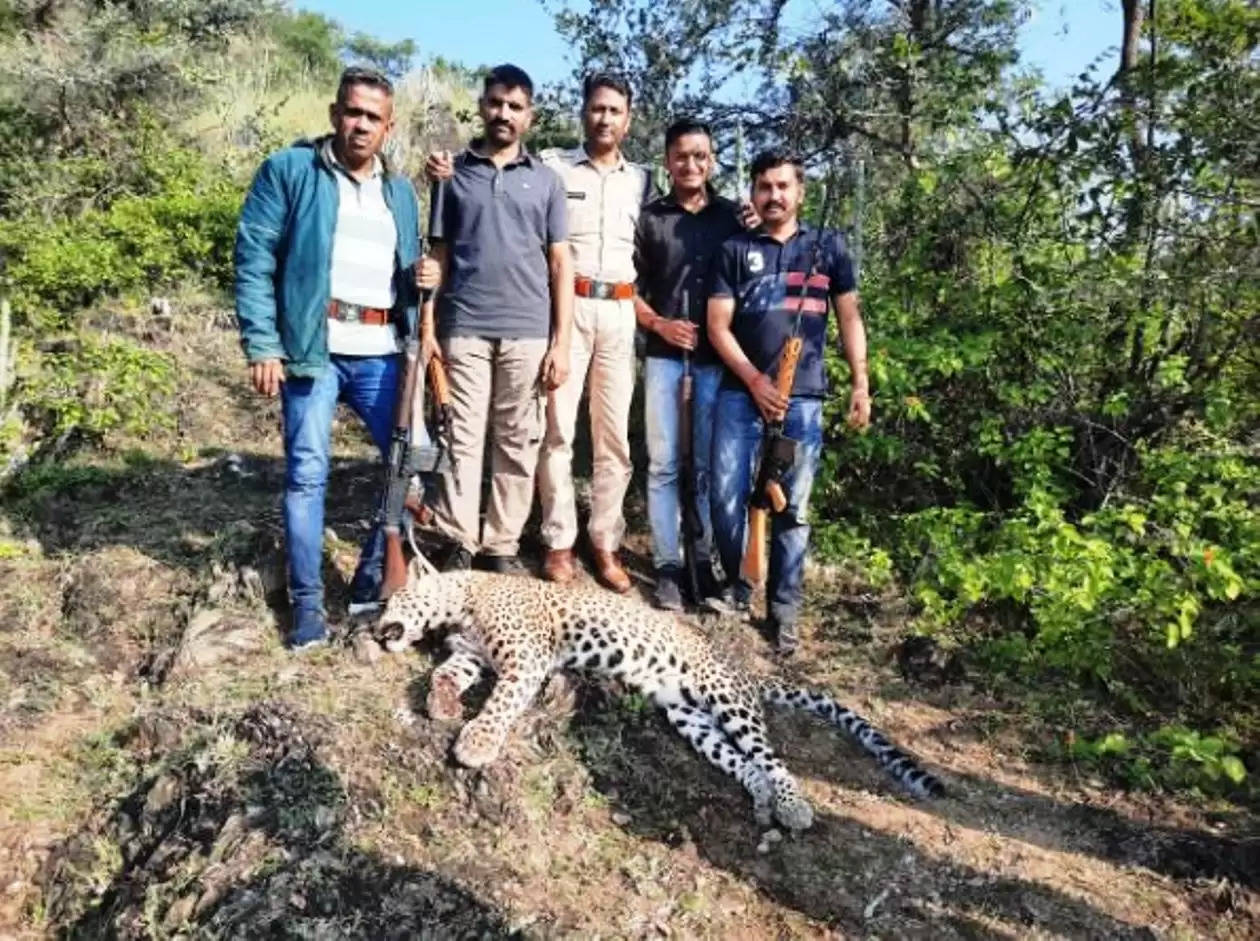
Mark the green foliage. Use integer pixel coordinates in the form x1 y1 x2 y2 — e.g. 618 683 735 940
343 33 417 80
891 442 1258 679
20 334 176 446
269 9 345 81
0 163 241 331
1062 726 1248 794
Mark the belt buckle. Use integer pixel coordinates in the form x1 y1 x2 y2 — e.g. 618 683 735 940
596 281 614 300
342 302 363 324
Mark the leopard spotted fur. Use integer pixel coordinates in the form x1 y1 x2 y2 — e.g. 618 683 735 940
376 571 944 831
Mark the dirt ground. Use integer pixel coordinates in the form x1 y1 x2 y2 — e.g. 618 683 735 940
0 307 1256 939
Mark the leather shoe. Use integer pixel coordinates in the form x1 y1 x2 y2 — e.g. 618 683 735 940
543 547 576 584
592 549 632 594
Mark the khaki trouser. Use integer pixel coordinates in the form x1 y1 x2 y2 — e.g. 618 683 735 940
434 336 548 556
537 296 637 552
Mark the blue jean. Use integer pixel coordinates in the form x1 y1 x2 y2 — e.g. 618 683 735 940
281 354 402 614
711 388 823 626
644 357 723 571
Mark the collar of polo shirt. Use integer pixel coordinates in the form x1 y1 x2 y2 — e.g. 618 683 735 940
753 219 813 243
465 140 535 166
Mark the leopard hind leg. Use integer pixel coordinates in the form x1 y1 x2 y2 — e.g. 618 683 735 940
658 699 775 826
705 688 815 832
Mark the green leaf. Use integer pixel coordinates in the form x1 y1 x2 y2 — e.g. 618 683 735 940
1220 756 1247 785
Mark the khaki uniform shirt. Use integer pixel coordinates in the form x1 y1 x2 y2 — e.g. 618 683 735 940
540 146 655 284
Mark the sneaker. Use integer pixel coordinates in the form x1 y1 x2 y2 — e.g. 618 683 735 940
347 574 382 617
652 567 684 611
484 554 528 576
696 567 732 615
774 620 800 657
288 608 328 651
444 545 475 572
713 585 752 622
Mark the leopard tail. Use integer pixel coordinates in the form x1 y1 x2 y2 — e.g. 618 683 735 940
758 679 946 799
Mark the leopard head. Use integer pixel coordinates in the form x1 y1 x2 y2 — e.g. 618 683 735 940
375 572 469 652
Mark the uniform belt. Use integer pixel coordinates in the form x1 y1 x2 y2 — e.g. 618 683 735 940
574 276 635 301
327 301 393 326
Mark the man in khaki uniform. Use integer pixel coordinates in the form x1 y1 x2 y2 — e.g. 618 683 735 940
536 72 655 592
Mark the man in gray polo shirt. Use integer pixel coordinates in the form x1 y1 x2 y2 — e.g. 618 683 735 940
422 64 573 571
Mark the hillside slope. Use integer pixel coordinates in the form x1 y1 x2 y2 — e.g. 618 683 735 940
0 302 1256 938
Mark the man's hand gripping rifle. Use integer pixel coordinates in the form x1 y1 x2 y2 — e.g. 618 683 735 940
740 182 833 587
380 180 457 599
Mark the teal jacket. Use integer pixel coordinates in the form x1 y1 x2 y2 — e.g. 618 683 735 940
233 136 421 377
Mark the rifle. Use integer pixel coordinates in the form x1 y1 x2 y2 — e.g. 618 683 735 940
380 180 453 600
677 289 702 605
740 178 835 587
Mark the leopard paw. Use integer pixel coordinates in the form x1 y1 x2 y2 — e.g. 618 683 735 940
426 674 465 721
773 793 814 832
453 722 502 769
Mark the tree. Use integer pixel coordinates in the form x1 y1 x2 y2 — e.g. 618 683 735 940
343 32 417 81
270 9 344 80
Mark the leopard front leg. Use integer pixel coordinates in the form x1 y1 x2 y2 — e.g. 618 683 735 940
427 649 485 721
452 652 548 769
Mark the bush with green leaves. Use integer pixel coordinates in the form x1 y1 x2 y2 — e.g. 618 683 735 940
18 333 176 451
0 147 241 332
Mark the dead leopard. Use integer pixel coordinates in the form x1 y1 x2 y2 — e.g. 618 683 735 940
376 571 944 831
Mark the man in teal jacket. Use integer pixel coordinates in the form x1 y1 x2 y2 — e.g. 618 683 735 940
235 67 438 649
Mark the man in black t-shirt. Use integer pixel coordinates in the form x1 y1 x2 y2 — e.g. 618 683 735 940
707 150 871 655
633 119 746 611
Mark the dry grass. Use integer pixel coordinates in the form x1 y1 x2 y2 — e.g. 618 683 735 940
185 37 478 182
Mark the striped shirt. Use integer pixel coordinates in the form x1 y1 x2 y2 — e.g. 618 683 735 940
324 142 399 356
709 224 856 397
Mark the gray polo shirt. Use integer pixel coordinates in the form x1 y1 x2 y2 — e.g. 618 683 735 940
431 143 568 340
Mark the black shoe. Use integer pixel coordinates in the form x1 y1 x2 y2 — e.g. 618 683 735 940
484 554 528 576
653 567 684 611
444 545 474 572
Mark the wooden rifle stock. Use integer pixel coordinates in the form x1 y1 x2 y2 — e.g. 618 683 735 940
428 355 451 405
741 506 768 584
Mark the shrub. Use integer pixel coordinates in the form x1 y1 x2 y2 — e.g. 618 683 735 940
18 334 176 449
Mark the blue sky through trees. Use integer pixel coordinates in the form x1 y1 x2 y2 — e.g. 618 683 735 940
301 0 1117 92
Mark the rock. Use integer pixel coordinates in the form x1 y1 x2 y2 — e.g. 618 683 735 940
312 805 338 832
352 632 382 665
612 811 631 826
168 608 268 679
162 893 197 931
144 775 181 817
756 840 771 854
237 566 265 603
764 828 782 843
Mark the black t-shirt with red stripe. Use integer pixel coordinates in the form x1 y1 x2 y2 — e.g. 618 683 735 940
709 223 856 398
